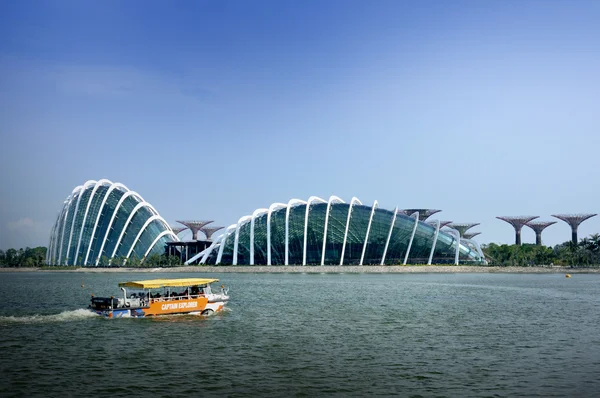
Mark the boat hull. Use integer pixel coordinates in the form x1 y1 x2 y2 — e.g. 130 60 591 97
92 297 225 318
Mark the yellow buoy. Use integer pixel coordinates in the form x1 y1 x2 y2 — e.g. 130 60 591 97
565 274 571 278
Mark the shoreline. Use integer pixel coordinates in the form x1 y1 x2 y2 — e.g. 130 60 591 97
2 265 599 273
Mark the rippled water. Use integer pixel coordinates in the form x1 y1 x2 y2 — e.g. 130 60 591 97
1 272 599 397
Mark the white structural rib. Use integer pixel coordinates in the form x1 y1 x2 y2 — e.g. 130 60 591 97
65 180 96 264
109 201 160 260
47 209 62 264
427 220 441 265
249 209 268 265
55 198 70 264
95 191 144 265
303 196 326 265
267 203 287 265
403 212 420 265
321 196 345 266
443 228 461 265
285 199 306 265
463 238 485 262
83 182 128 265
359 200 378 265
74 179 111 265
142 230 174 261
340 197 362 265
233 216 252 265
381 207 398 265
124 215 173 260
217 225 237 264
58 187 82 264
48 204 65 264
190 230 226 265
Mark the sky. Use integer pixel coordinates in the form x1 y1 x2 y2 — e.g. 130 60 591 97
1 0 599 250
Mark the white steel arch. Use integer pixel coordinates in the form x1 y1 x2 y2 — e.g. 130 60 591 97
65 180 96 264
94 190 144 265
58 188 81 265
124 215 174 260
359 200 378 265
249 209 268 265
189 230 226 265
48 202 67 264
233 216 252 265
403 211 420 265
381 207 398 265
74 179 111 265
54 199 71 262
427 219 441 265
267 203 287 265
142 230 176 261
339 197 362 265
321 196 345 266
217 225 237 264
285 199 306 265
83 182 128 265
303 196 326 265
109 201 160 260
47 209 62 264
443 228 461 265
464 238 486 263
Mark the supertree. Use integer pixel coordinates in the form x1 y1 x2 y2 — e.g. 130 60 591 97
551 214 597 244
176 220 213 241
170 226 188 235
462 232 481 240
525 221 557 246
200 226 225 241
427 220 453 229
447 223 480 237
398 209 441 222
496 216 539 245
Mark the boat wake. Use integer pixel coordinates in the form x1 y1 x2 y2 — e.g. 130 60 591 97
0 309 98 324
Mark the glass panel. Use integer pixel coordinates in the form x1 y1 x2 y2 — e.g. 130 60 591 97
269 209 286 265
287 204 306 265
342 205 371 265
305 203 326 265
323 203 348 264
384 214 414 265
88 188 126 264
362 209 395 265
406 222 436 264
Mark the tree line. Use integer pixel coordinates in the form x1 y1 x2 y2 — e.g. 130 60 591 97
482 233 600 267
0 247 47 267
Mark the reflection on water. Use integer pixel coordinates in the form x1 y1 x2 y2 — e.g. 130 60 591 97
1 272 599 397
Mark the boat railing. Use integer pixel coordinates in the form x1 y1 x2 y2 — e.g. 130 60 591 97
149 294 208 303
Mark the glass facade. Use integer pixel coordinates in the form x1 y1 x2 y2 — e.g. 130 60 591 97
199 196 486 265
46 179 178 266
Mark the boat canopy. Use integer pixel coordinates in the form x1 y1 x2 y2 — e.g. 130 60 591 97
118 278 219 289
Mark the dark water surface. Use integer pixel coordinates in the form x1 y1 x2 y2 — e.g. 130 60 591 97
1 272 599 397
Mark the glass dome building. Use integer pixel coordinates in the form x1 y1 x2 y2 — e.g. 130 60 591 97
189 196 486 265
46 179 179 266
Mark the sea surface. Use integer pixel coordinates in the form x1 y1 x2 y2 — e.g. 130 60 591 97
0 272 599 397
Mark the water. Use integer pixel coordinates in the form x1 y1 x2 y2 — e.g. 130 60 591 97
1 272 599 397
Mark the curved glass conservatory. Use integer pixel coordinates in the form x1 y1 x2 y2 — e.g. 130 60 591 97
46 179 179 266
188 196 486 265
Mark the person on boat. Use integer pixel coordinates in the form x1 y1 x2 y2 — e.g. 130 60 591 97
191 285 199 296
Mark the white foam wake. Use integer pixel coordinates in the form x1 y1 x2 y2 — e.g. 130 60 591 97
0 309 99 324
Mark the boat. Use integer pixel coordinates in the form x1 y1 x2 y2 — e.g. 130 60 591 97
89 278 229 318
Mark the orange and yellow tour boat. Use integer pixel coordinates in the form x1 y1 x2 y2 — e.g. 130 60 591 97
89 278 229 318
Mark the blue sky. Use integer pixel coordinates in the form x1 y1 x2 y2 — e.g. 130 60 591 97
1 0 599 250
